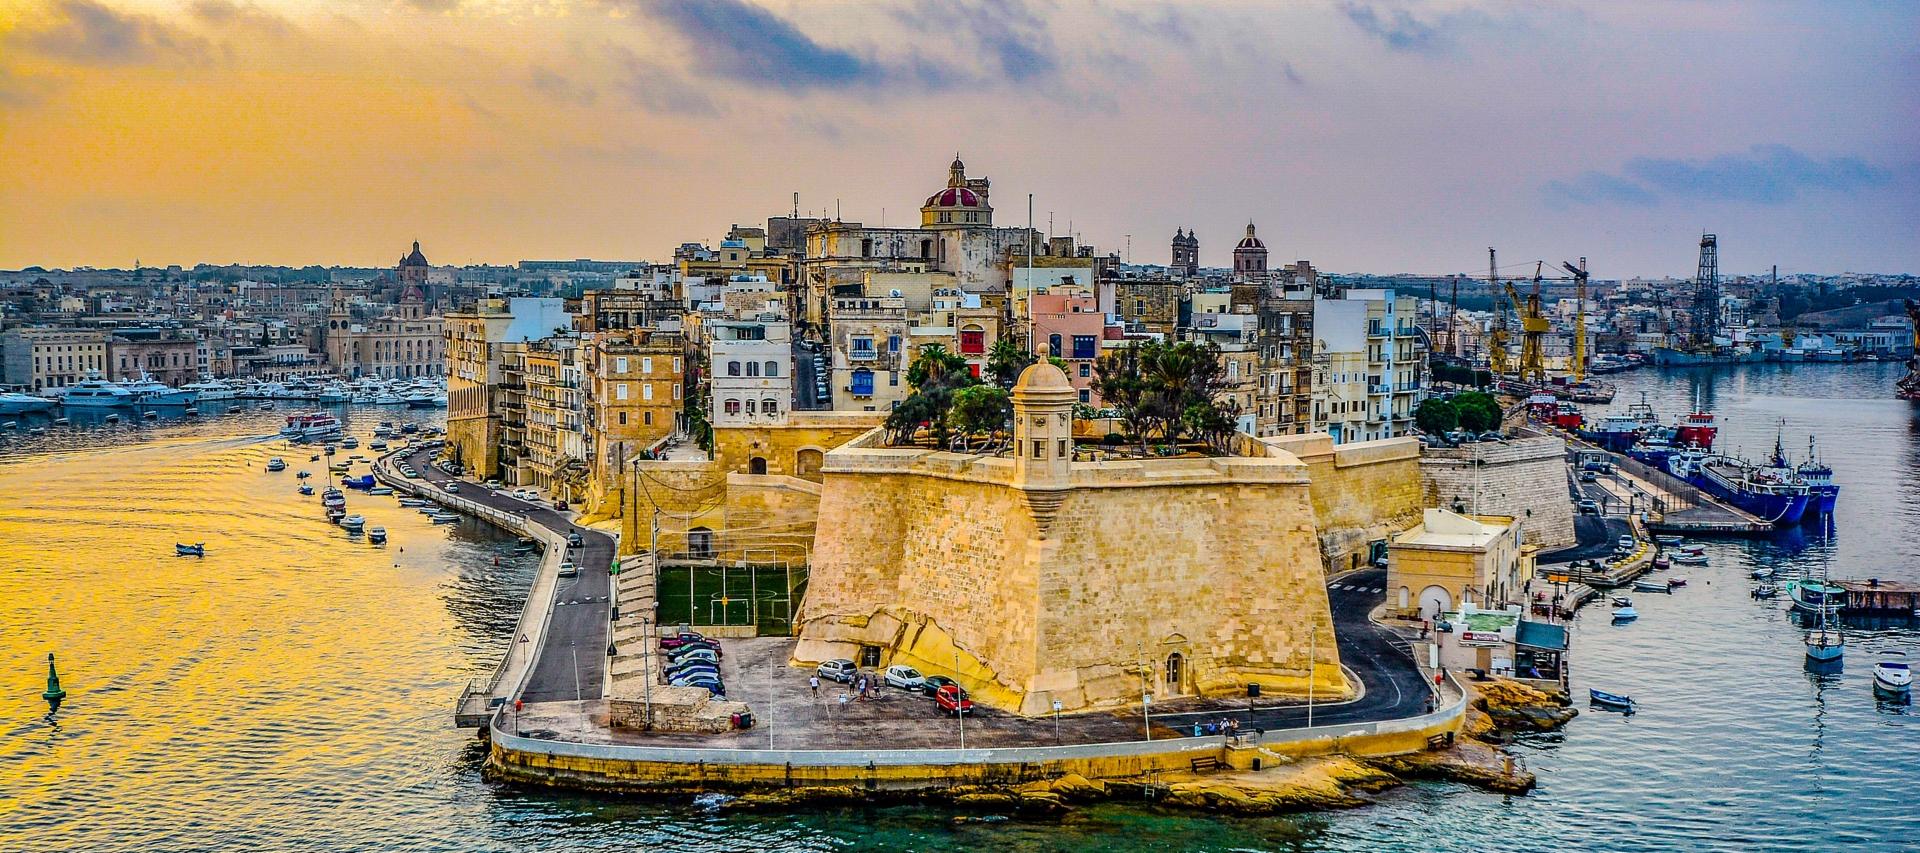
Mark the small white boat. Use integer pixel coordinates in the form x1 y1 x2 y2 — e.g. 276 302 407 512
265 458 287 472
398 498 429 507
339 514 365 532
1671 550 1709 565
368 527 388 545
1751 567 1775 579
1611 606 1639 622
368 486 394 496
1873 656 1911 698
430 512 460 524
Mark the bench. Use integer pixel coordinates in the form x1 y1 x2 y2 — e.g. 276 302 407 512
1189 756 1223 772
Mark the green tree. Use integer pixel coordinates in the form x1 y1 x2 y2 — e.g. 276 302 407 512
1414 397 1459 435
1453 391 1503 433
985 337 1034 388
946 384 1012 452
1093 339 1230 452
886 343 981 446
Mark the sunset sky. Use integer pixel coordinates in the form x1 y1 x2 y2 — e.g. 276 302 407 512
1 0 1914 276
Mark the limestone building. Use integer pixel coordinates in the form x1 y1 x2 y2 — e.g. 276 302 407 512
1387 508 1534 621
796 363 1349 716
710 317 793 429
1 327 108 391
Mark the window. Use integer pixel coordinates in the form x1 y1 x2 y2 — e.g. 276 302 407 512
727 361 741 376
1079 363 1091 378
1031 440 1043 459
959 326 985 354
889 372 899 386
673 357 682 373
1133 298 1145 316
1048 334 1062 358
887 335 901 354
920 238 932 258
672 384 682 400
615 356 629 373
1059 439 1069 457
724 399 741 415
850 369 874 396
763 399 779 416
851 337 874 359
744 400 756 414
1072 335 1096 360
765 360 779 376
616 383 629 401
618 411 627 425
642 357 653 374
642 383 654 401
861 238 872 258
1078 389 1090 403
746 362 760 377
643 411 652 425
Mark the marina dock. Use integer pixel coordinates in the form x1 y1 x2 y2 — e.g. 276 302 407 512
1835 579 1920 615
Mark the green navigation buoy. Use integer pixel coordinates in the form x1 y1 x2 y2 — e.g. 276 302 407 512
42 652 67 713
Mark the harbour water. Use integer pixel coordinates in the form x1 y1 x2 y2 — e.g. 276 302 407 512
3 366 1918 852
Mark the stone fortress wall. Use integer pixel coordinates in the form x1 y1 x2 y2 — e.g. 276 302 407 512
1262 433 1425 573
1419 435 1575 550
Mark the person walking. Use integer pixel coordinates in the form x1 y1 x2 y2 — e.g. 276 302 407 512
809 674 821 699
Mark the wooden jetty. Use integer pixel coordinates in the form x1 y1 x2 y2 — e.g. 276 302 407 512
1836 579 1920 615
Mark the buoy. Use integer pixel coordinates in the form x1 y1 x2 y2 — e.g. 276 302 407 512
42 653 67 713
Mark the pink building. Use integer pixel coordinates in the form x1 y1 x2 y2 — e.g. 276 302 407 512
1028 290 1110 405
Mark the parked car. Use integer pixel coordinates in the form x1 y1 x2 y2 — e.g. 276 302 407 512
919 675 960 697
817 659 857 683
1617 536 1635 551
484 479 502 489
659 632 706 650
1578 499 1599 514
670 673 722 691
884 664 925 691
512 488 539 502
932 684 973 716
442 481 460 493
667 647 719 665
567 532 584 547
666 640 721 658
1578 470 1598 482
557 562 578 578
665 662 720 681
675 678 725 697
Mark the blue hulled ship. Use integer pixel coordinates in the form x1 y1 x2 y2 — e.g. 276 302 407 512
1671 444 1811 527
1795 436 1839 519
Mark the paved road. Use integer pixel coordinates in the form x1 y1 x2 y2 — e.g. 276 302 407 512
398 446 617 703
1155 567 1434 732
792 339 829 410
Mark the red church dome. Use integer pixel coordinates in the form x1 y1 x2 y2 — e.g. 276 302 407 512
925 186 983 208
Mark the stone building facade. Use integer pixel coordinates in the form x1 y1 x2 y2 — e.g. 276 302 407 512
1 327 108 391
107 331 199 385
1419 435 1576 550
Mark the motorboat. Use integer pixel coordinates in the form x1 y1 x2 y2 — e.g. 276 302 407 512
429 512 460 524
321 488 346 509
1786 579 1845 614
1668 577 1689 588
1611 606 1639 622
1671 549 1708 565
1654 535 1685 545
1752 584 1779 600
103 413 121 424
265 458 287 472
184 407 199 417
342 474 376 490
341 436 360 449
400 423 420 434
1589 689 1635 712
368 527 388 545
296 470 311 479
1652 556 1672 571
338 514 365 532
369 440 388 451
120 376 197 406
398 498 429 508
0 391 56 415
281 412 343 440
174 543 206 557
1633 580 1673 594
297 484 314 496
329 463 351 473
58 378 137 408
326 507 346 523
141 410 158 420
1873 656 1911 699
368 486 394 496
404 392 448 409
53 417 69 426
1610 595 1633 607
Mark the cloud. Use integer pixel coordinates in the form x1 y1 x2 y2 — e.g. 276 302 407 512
1337 1 1442 52
189 0 294 36
910 0 1057 83
527 65 598 106
11 0 212 66
1548 146 1892 207
606 46 719 116
0 66 58 107
636 0 889 91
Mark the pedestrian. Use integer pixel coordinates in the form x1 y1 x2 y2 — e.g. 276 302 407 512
1192 722 1203 737
809 674 820 699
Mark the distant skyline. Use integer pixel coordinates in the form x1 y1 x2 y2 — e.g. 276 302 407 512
1 1 1915 277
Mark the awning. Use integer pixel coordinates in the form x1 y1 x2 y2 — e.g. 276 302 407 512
1515 619 1569 652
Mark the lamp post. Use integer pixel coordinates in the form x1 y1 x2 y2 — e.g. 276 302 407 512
1306 624 1316 729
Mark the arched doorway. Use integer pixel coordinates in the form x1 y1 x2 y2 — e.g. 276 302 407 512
688 527 714 560
748 456 767 475
1165 653 1184 694
795 448 824 482
1418 585 1452 621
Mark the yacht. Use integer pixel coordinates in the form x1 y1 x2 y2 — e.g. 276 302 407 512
120 376 198 406
404 392 448 409
180 380 236 401
58 378 137 408
0 391 56 415
281 412 344 440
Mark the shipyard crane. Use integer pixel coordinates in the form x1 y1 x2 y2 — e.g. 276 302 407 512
1503 262 1551 384
1560 257 1588 382
1487 248 1511 377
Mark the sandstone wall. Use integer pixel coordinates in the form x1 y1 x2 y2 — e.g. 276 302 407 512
1263 434 1425 573
799 444 1348 716
619 460 822 561
712 412 885 481
1419 437 1574 549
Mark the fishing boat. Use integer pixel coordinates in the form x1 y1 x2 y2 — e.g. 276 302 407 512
1795 436 1839 519
1611 606 1639 622
1588 689 1636 711
1872 656 1911 699
174 543 206 557
342 474 376 490
429 512 460 524
1671 547 1708 565
321 488 346 510
368 486 394 496
297 484 314 496
1805 623 1845 663
1751 585 1779 600
265 457 287 472
1786 578 1845 614
368 527 388 545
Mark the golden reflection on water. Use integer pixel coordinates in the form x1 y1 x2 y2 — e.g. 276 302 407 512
0 419 534 847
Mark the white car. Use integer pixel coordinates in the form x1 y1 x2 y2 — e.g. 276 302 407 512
511 488 538 502
883 664 925 691
557 561 578 578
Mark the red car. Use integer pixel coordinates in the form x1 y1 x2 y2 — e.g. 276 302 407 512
658 632 706 650
933 684 973 716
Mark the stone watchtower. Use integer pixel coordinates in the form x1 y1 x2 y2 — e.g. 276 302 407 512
1011 362 1076 531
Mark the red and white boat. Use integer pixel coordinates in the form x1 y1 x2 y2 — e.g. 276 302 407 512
280 412 343 440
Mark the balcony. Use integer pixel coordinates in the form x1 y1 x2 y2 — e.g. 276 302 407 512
848 349 877 362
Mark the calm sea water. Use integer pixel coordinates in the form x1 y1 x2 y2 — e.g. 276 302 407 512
2 366 1918 852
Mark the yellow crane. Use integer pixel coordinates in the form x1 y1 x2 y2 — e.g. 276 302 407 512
1505 262 1550 383
1560 257 1589 382
1487 248 1509 377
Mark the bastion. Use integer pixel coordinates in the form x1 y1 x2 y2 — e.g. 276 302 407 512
795 363 1350 716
